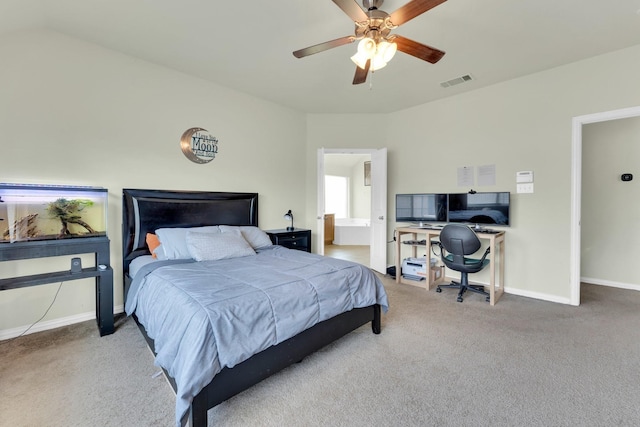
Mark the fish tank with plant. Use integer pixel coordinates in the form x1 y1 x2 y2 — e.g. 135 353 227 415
0 184 107 243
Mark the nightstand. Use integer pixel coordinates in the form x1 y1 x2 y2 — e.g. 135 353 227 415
266 229 312 252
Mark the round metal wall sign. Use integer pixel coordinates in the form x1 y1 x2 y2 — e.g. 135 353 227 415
180 127 219 164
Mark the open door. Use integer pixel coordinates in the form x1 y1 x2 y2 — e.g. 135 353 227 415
316 148 326 255
369 148 388 273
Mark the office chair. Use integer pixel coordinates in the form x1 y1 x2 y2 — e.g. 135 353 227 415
436 224 491 303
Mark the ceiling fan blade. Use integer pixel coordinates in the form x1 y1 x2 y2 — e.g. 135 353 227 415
389 0 447 27
332 0 368 23
293 36 355 58
394 35 445 64
353 59 371 85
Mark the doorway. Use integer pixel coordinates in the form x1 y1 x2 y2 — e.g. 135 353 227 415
323 154 372 267
317 148 388 273
571 105 640 305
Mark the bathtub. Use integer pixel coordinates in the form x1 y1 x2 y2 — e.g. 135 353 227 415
333 217 371 245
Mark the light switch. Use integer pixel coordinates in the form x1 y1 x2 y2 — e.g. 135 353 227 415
517 183 534 193
516 171 534 183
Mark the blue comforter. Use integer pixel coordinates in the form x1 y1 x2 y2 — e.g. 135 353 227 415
125 246 388 427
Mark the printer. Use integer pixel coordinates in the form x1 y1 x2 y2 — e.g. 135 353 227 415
402 257 428 281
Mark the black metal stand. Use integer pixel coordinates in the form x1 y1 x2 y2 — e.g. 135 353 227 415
0 236 114 336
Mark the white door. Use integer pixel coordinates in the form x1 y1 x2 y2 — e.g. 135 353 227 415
369 148 388 273
316 148 326 255
317 148 388 273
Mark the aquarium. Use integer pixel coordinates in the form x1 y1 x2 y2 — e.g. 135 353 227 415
0 184 108 243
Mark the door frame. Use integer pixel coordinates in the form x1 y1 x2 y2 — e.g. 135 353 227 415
570 105 640 306
317 148 387 272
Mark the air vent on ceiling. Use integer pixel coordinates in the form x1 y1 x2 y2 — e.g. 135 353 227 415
440 74 473 88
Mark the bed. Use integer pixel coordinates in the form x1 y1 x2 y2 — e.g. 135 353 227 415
122 189 388 427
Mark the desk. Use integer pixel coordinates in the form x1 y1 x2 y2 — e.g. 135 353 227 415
395 226 505 305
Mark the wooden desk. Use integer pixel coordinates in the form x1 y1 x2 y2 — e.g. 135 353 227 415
395 226 505 305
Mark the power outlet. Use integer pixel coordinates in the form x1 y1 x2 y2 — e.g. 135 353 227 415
517 183 534 194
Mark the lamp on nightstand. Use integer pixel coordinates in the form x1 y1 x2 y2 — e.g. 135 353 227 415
284 210 294 231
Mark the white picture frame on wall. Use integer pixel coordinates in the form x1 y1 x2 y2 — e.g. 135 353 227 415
364 161 371 186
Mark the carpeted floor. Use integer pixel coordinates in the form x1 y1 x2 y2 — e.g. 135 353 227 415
0 314 175 427
2 277 639 427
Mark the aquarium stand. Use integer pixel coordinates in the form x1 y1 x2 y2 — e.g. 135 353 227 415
0 236 114 336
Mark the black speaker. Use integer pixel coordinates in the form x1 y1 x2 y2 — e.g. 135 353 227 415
386 265 396 278
71 257 82 274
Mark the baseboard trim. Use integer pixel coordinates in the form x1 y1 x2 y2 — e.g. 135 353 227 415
581 277 640 292
503 280 640 306
503 286 573 305
0 305 124 341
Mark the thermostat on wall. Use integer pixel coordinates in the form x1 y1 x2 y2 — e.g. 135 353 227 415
516 171 534 183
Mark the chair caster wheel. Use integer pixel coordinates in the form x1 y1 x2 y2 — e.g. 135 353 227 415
457 296 463 302
436 287 442 293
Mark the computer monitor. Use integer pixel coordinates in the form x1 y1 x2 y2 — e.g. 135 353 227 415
395 193 448 223
447 192 510 226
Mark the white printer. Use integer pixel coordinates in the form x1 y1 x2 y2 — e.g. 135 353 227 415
401 257 428 281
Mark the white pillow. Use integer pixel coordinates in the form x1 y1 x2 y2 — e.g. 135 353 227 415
155 226 220 259
186 230 256 261
219 225 273 249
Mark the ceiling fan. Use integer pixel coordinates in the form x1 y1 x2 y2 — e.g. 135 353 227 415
293 0 447 85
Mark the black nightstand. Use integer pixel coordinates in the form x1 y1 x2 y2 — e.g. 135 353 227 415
266 229 312 252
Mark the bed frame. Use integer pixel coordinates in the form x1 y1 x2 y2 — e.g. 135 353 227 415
122 189 382 427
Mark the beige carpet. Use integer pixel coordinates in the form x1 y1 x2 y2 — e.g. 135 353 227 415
2 277 640 427
0 314 175 426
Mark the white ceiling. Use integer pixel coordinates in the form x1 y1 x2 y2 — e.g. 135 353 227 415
3 0 640 113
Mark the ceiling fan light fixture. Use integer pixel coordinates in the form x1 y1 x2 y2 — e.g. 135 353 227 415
377 40 397 63
351 52 370 69
352 38 396 71
370 56 388 71
353 47 387 71
357 37 377 57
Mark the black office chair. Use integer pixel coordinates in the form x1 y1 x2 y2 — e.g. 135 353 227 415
436 224 491 303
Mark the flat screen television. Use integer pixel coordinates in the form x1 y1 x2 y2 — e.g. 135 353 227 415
447 192 510 226
395 193 448 223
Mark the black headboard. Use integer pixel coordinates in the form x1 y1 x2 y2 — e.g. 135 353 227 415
122 189 258 273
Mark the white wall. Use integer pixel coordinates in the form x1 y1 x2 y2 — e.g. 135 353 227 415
0 29 307 334
582 117 640 287
3 28 640 336
306 44 640 303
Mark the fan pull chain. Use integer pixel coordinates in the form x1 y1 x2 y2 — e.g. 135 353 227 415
369 69 374 90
